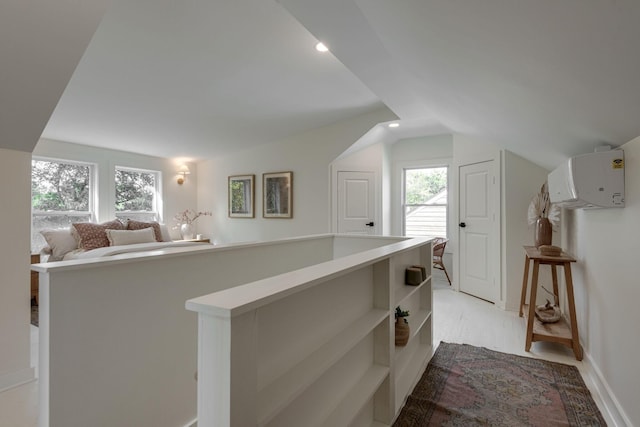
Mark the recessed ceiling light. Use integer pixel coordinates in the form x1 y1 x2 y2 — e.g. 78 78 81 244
315 42 329 52
388 123 400 128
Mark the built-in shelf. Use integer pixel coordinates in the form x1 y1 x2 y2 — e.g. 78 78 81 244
394 275 431 306
190 236 435 426
395 328 427 385
258 309 389 425
320 364 389 427
407 308 432 344
395 342 432 410
393 269 433 413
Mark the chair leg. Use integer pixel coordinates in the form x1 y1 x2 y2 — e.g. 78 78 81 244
434 261 452 286
442 263 452 286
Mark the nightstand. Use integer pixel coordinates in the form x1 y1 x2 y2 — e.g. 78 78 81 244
30 253 40 306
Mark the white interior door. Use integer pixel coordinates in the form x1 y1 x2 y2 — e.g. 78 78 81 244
337 171 376 234
459 160 499 302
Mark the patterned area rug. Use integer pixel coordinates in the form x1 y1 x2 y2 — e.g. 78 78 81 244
393 342 606 426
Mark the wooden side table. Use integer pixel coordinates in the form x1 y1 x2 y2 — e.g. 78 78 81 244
31 253 40 305
519 245 582 360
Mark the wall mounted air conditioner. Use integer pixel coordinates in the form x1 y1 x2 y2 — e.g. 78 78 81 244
547 149 625 209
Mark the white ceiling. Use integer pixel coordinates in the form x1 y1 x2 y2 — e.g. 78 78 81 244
42 0 384 160
41 0 640 169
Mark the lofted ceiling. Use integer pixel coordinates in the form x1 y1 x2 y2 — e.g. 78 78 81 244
40 0 640 169
41 0 385 160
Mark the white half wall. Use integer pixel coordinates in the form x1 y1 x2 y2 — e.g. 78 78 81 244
0 149 35 391
197 107 396 244
34 139 198 238
562 137 640 426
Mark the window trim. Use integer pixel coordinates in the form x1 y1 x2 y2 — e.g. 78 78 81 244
401 164 450 239
31 157 97 251
31 156 97 219
114 165 162 222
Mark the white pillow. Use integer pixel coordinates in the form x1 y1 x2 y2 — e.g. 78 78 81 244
40 228 78 261
159 224 172 242
105 227 157 246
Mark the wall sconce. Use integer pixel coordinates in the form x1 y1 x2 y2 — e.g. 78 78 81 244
177 164 191 185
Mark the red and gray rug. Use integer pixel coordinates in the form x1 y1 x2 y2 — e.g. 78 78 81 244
394 342 606 426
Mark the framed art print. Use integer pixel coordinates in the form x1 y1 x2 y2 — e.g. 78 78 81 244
263 171 292 218
228 174 254 218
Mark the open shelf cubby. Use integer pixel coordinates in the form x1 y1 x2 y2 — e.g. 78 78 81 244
320 364 390 427
192 237 434 426
258 308 389 425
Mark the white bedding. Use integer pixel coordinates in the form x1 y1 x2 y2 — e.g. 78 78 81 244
62 241 209 260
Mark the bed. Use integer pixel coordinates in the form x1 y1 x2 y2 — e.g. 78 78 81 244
39 219 210 262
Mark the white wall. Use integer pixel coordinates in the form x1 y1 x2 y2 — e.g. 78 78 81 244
0 149 35 391
501 150 552 311
0 0 108 394
196 107 396 244
381 141 392 235
563 137 640 426
34 139 198 238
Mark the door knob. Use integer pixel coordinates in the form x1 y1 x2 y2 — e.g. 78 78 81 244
365 222 374 227
459 222 466 228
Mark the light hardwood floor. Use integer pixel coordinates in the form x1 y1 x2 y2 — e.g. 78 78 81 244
0 273 612 426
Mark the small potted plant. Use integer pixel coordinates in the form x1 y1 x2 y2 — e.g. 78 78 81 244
395 306 410 346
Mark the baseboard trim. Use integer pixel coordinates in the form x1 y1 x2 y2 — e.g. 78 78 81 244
182 418 197 427
583 351 632 427
0 367 36 394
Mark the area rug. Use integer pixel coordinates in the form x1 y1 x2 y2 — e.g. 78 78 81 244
393 342 606 426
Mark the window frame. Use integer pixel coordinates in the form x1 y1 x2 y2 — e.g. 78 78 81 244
401 164 449 239
114 165 162 222
31 157 97 251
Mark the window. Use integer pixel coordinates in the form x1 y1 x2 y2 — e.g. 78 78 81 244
31 158 95 250
115 166 161 222
403 166 448 238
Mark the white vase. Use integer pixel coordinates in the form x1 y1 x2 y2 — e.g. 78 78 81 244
180 223 195 240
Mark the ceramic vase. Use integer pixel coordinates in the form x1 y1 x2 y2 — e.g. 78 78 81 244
395 318 410 346
180 223 195 240
534 217 552 248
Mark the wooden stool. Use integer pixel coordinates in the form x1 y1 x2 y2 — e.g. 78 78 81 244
519 246 582 360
